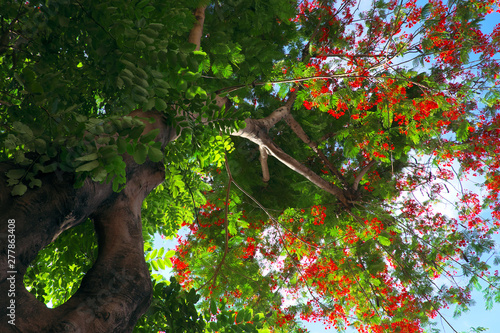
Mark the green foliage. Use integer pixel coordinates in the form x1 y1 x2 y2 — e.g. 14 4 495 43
134 277 206 333
134 276 266 333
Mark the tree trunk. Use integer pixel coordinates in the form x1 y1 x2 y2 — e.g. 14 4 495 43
0 111 176 332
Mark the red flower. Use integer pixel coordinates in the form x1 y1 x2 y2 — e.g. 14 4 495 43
303 100 313 110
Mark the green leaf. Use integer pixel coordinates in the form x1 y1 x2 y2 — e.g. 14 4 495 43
210 300 217 315
34 138 47 153
75 160 100 172
165 250 176 258
43 163 58 173
6 169 26 180
235 310 245 323
165 258 172 268
456 121 471 142
186 86 207 100
381 104 393 129
420 3 432 19
209 321 219 331
128 125 145 140
117 138 128 154
126 142 135 155
135 40 146 49
75 153 98 162
371 278 381 287
180 42 197 53
29 179 42 188
148 146 163 162
244 308 253 322
12 183 27 196
13 121 33 137
92 167 107 182
140 128 160 143
155 98 167 111
133 144 148 164
378 236 391 246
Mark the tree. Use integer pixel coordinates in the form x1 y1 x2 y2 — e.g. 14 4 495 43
1 0 499 332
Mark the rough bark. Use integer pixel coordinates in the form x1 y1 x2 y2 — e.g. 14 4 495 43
0 110 177 332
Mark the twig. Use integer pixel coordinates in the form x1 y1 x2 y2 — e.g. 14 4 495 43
74 0 116 42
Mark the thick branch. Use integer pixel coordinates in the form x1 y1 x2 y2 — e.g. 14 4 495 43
232 119 349 207
47 164 161 332
283 113 347 188
259 90 297 130
188 6 206 51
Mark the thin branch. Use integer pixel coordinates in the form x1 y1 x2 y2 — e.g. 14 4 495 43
432 303 459 333
398 221 500 291
74 0 116 42
227 170 338 311
350 212 478 333
0 1 26 56
319 132 337 142
222 262 260 284
273 221 333 312
216 74 370 95
345 259 381 317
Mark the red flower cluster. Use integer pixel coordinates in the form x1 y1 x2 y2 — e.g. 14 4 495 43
412 100 439 121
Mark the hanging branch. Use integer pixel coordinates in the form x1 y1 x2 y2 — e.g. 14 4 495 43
259 146 270 183
259 90 297 130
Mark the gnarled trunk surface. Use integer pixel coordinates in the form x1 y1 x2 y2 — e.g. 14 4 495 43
0 111 176 332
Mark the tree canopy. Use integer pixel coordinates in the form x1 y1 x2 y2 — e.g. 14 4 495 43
1 0 500 332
